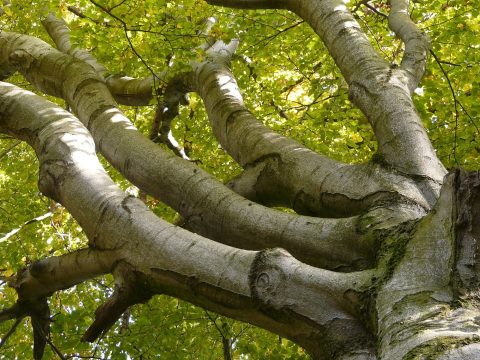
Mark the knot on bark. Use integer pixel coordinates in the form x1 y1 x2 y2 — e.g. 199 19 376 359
38 159 69 203
248 248 290 305
8 49 35 70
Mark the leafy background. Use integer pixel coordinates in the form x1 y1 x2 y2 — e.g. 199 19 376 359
0 0 478 358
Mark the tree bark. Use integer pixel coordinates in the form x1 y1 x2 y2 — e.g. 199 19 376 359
1 1 479 359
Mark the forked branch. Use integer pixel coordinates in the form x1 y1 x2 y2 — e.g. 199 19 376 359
0 31 382 270
42 13 155 106
191 39 432 215
0 81 377 358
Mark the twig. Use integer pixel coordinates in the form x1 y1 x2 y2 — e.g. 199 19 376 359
430 50 480 161
88 0 165 94
0 317 22 349
430 49 459 164
0 140 21 160
0 211 53 244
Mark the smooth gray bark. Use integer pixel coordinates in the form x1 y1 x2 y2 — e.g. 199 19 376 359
0 31 393 270
0 82 376 358
1 1 479 359
191 40 431 216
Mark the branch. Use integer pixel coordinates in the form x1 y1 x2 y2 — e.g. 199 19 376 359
31 298 50 360
0 303 21 323
205 0 288 9
105 75 154 106
13 249 117 300
0 81 376 357
287 0 388 83
388 0 430 91
42 13 155 106
150 76 192 160
0 299 51 360
43 12 211 163
82 266 151 342
191 40 432 214
42 13 189 154
0 32 382 270
87 0 164 91
41 13 107 76
282 0 445 194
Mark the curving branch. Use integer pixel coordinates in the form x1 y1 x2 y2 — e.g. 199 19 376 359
0 31 395 270
191 40 432 214
274 0 446 201
42 13 155 106
0 247 113 358
41 13 107 77
388 0 430 92
104 75 154 106
0 81 377 358
12 250 117 300
206 0 446 201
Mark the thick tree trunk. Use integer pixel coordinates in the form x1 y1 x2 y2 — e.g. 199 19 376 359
374 171 480 359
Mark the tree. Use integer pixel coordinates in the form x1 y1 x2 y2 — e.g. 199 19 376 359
0 0 479 358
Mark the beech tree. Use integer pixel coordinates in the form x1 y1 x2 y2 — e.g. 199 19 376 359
0 0 479 359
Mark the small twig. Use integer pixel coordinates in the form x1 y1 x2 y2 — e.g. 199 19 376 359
438 60 461 67
44 335 67 360
430 49 480 160
430 49 459 164
204 311 232 360
247 21 304 50
0 211 53 244
109 0 128 11
88 0 165 94
67 6 115 28
364 3 388 18
0 140 21 160
0 317 23 349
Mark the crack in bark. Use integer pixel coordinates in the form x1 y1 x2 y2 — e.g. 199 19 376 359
453 170 480 301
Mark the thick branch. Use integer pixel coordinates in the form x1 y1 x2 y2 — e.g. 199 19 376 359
282 0 446 200
287 0 388 83
12 249 117 300
0 81 375 357
42 13 154 106
41 13 107 77
192 40 432 214
105 74 154 106
388 0 430 91
0 32 379 270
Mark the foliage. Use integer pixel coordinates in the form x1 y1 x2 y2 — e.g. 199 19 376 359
0 0 478 358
